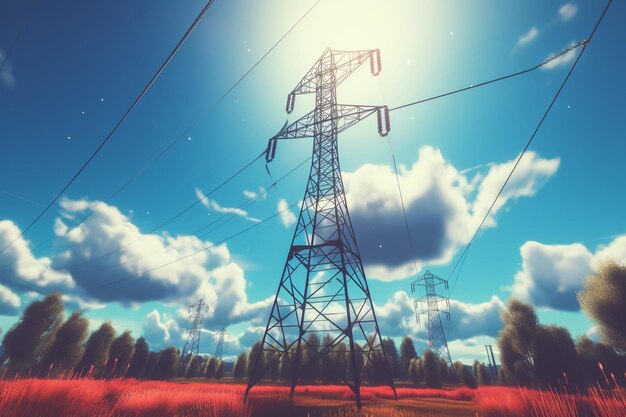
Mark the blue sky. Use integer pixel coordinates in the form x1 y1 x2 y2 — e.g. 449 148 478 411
0 0 624 363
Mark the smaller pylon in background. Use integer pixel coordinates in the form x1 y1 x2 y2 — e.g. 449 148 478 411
180 298 209 366
411 270 453 366
485 344 498 382
213 327 230 361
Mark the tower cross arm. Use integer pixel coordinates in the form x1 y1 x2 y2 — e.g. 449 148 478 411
275 104 383 140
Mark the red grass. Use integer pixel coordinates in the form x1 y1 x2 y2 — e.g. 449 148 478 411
0 378 623 417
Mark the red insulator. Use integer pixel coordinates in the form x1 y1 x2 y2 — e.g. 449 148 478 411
285 92 296 114
370 49 381 76
377 106 390 137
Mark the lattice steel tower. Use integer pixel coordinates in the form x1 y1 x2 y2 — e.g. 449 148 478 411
213 327 230 361
246 48 396 408
180 298 209 365
411 270 453 366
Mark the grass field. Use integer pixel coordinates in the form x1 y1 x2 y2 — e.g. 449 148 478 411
0 378 624 417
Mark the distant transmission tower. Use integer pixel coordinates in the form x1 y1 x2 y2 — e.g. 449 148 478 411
213 327 230 361
485 344 498 382
411 270 453 366
246 48 396 408
180 298 209 365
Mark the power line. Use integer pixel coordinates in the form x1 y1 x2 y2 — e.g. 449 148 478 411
448 0 613 297
0 0 40 74
0 0 218 256
1 0 323 264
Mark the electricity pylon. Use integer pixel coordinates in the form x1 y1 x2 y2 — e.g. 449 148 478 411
213 327 230 361
245 48 395 408
485 344 498 382
180 298 209 365
411 270 453 366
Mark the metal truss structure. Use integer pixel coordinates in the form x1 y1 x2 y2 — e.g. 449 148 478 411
180 298 209 365
411 270 453 366
246 48 396 408
485 344 498 382
213 327 230 361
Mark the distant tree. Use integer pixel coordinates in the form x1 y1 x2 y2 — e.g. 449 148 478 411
233 353 247 380
364 348 388 385
1 293 64 369
205 356 218 379
438 357 452 384
76 322 115 377
578 261 626 352
247 341 265 380
474 361 493 386
382 338 400 379
185 355 203 378
127 337 149 378
266 351 280 381
422 349 442 388
142 351 159 379
215 360 225 380
320 334 336 383
279 350 293 382
576 336 626 387
347 343 364 382
152 347 179 380
533 325 583 388
105 331 135 378
455 361 476 389
408 358 422 384
331 342 348 382
301 333 320 383
40 311 88 376
399 337 418 379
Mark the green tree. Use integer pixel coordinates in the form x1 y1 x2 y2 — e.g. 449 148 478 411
105 331 135 378
301 333 320 383
127 337 149 378
247 341 265 380
578 261 626 352
76 322 115 377
408 358 422 384
40 311 88 376
456 361 476 388
422 349 442 388
399 337 418 379
142 351 159 379
185 355 203 378
1 293 64 369
152 347 180 380
533 325 583 388
205 356 218 379
215 360 225 379
382 337 400 378
233 353 247 380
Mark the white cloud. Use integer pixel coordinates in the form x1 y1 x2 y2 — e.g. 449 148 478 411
517 27 539 46
277 198 297 228
243 187 267 200
0 220 74 290
511 235 626 311
142 309 178 350
559 3 578 21
195 188 260 223
0 284 20 315
375 291 505 341
343 146 559 281
0 49 16 90
542 42 578 70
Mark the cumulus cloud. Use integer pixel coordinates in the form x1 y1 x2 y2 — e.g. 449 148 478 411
277 198 297 228
374 290 505 341
0 49 16 90
542 42 578 70
344 146 559 281
195 188 260 223
559 3 578 21
0 220 74 290
517 27 539 46
142 309 181 351
511 235 626 311
0 284 20 315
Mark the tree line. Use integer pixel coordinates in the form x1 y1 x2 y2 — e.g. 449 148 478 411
0 292 225 380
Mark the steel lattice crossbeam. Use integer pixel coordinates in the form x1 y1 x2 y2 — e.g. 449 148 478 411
245 48 395 408
180 298 209 365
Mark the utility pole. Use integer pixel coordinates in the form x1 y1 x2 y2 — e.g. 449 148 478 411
180 298 209 366
245 48 395 409
411 270 453 366
213 327 230 361
485 344 498 382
